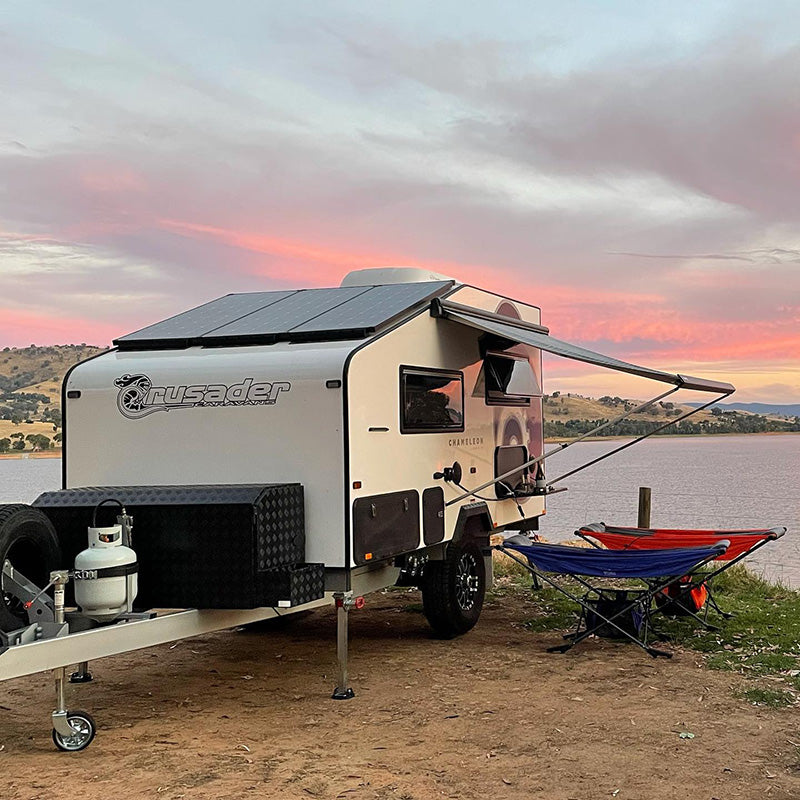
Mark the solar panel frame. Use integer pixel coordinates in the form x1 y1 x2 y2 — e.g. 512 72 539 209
114 280 455 350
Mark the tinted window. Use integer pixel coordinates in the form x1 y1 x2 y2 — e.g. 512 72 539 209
401 368 464 433
485 353 539 406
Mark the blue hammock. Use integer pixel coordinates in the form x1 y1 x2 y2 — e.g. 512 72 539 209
504 540 729 579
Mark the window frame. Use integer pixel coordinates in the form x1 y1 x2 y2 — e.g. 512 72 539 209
399 365 465 435
484 351 537 407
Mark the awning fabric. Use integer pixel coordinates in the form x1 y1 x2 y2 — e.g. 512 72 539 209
433 300 734 395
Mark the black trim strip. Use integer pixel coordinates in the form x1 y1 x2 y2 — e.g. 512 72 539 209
341 282 461 579
74 561 139 580
61 347 116 489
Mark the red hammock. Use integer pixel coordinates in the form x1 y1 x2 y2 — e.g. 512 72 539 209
577 524 785 561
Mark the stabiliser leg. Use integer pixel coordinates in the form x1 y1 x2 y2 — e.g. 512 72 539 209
70 662 93 683
49 572 73 737
332 592 364 700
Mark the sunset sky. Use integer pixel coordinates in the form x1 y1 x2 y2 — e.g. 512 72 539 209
1 1 798 402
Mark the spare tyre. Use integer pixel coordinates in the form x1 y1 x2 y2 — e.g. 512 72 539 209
0 504 62 632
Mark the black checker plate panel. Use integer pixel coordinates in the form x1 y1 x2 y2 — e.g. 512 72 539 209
258 563 325 607
422 486 445 545
34 484 306 609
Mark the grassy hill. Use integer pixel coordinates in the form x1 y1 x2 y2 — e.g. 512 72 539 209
543 392 800 438
545 392 714 423
0 344 106 452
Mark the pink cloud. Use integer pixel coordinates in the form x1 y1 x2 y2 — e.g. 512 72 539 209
153 218 800 370
0 308 117 348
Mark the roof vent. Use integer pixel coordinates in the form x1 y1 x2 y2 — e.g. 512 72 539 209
341 266 456 287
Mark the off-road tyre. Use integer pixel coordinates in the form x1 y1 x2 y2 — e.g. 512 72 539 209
422 539 486 638
0 504 61 632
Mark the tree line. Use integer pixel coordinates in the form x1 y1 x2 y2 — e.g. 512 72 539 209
544 411 800 439
0 432 61 453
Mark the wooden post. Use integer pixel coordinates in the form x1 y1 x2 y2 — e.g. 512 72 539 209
638 487 652 528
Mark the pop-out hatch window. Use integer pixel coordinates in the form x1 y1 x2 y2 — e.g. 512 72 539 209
400 366 464 434
485 352 540 406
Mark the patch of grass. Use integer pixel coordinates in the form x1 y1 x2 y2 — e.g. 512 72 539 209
704 651 797 675
712 564 794 600
492 550 533 582
522 586 579 633
705 652 739 671
639 567 800 707
655 566 800 677
489 553 578 631
742 652 798 675
737 687 797 708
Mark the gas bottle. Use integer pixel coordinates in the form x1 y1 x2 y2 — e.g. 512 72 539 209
74 523 138 622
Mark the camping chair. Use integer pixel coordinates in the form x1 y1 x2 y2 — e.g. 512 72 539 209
497 539 729 659
576 524 786 625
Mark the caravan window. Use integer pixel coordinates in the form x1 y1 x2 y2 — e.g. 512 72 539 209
400 367 464 434
485 352 540 406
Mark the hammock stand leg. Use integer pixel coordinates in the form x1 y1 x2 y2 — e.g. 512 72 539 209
648 584 722 632
705 590 732 619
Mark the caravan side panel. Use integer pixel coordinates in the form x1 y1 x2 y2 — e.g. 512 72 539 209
346 287 545 567
64 342 352 567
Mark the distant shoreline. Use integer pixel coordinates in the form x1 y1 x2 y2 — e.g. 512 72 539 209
0 429 797 459
0 449 62 460
545 430 800 443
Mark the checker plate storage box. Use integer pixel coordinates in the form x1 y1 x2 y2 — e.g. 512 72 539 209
34 484 323 609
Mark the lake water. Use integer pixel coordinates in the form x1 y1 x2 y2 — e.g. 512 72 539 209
536 434 799 587
0 435 797 586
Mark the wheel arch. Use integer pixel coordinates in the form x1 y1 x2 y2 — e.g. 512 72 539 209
450 502 493 549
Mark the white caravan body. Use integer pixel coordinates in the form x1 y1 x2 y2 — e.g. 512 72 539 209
63 275 546 585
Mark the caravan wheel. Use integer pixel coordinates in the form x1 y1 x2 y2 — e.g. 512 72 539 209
0 504 61 632
422 540 486 639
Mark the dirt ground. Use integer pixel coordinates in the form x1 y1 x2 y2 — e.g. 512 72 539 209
1 589 798 800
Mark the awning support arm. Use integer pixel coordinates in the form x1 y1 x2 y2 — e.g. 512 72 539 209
546 391 729 487
444 386 680 507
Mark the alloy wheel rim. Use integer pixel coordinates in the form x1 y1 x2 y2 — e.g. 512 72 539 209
454 553 480 611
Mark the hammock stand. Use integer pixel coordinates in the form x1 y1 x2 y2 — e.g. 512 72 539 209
497 540 729 658
575 524 786 626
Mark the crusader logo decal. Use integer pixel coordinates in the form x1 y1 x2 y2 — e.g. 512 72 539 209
114 373 291 419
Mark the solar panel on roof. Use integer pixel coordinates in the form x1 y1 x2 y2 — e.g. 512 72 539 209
201 286 371 343
114 280 454 350
115 291 297 347
288 281 453 336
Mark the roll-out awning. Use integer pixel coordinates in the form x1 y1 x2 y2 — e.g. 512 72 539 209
432 299 734 395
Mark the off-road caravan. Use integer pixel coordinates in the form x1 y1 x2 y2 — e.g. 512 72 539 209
0 267 733 749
